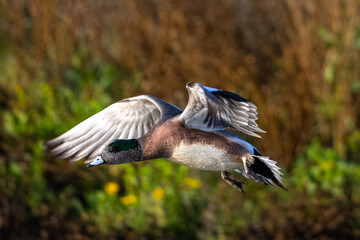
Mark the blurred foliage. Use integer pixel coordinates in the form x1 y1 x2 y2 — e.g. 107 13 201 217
0 0 360 239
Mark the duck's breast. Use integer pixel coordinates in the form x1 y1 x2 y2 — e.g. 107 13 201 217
170 141 242 171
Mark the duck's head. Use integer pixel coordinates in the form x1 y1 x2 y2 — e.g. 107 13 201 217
86 139 142 167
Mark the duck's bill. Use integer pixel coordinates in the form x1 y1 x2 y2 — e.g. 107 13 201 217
86 156 105 168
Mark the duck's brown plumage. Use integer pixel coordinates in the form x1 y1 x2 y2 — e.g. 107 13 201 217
139 119 248 161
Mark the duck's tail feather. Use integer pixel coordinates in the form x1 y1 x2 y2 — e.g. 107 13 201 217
235 153 287 191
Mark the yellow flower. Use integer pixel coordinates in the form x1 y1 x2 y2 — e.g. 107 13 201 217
185 177 201 189
152 187 164 201
120 194 137 205
104 182 120 195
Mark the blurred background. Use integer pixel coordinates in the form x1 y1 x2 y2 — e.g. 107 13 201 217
0 0 360 239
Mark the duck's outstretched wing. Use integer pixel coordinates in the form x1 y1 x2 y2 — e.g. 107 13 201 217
46 95 182 163
179 82 265 137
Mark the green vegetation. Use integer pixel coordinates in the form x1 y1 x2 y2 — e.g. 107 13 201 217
0 0 360 239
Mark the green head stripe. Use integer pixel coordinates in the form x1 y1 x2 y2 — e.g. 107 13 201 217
107 139 139 152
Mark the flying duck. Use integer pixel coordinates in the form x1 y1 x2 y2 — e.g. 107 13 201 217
47 82 286 192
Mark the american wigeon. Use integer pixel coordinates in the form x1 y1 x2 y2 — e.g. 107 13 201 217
47 82 286 192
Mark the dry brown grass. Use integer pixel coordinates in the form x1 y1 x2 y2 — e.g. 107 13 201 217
1 1 360 239
1 0 359 166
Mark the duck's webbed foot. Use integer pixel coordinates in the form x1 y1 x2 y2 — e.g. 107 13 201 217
221 171 244 193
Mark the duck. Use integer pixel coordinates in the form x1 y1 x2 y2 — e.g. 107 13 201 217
46 82 286 192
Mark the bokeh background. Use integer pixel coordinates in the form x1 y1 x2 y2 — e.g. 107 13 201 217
1 0 360 239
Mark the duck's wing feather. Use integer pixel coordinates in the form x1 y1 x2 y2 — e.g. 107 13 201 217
179 82 265 137
46 95 182 163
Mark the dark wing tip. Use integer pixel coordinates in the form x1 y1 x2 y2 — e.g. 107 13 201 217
44 138 58 147
277 183 288 191
212 89 249 103
44 134 66 147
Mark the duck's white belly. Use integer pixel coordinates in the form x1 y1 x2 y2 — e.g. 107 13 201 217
169 142 242 171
